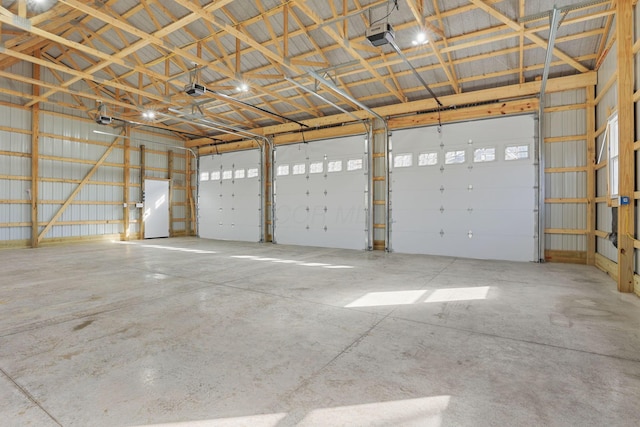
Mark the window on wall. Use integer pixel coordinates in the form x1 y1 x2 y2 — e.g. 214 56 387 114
292 163 306 175
608 112 619 197
200 172 210 181
211 171 221 181
247 168 259 178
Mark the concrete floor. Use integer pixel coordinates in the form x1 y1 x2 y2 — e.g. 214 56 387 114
1 238 640 427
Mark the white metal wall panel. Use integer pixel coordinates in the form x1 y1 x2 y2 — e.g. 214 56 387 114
0 104 31 243
274 135 368 250
391 115 536 262
198 150 262 242
595 40 618 261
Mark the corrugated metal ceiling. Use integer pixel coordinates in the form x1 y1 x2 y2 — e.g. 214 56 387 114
0 0 615 138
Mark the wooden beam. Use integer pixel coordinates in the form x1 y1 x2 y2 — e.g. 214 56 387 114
23 0 231 110
235 34 241 75
189 73 594 145
18 0 26 18
168 150 174 237
389 99 538 129
468 0 588 73
292 0 406 102
406 0 459 93
36 131 125 243
140 144 146 240
185 150 194 236
616 0 634 293
30 51 40 248
199 140 261 155
283 3 289 58
586 86 596 266
273 123 367 145
123 126 131 240
544 250 587 264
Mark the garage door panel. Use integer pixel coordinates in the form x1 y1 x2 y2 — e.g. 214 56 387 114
392 208 441 227
198 150 262 242
275 135 367 250
469 188 534 209
391 115 536 261
471 210 535 234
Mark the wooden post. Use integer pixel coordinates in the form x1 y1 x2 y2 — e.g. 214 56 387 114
30 53 40 248
123 126 130 240
283 4 289 59
140 144 146 240
586 86 596 265
168 150 174 237
18 0 26 18
185 149 192 236
264 142 272 242
616 0 634 292
235 36 241 75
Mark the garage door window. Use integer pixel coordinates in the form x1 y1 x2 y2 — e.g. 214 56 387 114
347 158 363 171
293 163 306 175
328 160 343 172
247 168 258 178
310 162 323 174
418 152 438 166
211 171 221 180
445 150 465 164
200 172 210 181
474 147 495 163
235 169 245 179
277 164 290 176
223 170 233 180
505 145 529 160
394 153 413 168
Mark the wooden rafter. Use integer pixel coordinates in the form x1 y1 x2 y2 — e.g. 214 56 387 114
469 0 588 72
0 0 614 138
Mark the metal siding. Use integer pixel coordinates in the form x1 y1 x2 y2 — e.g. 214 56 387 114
0 103 32 243
594 37 618 260
34 113 127 239
543 88 588 252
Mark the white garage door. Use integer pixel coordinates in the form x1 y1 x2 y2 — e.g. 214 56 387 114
198 150 262 242
391 115 537 262
274 135 369 250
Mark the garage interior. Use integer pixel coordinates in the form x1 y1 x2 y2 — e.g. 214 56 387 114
1 0 640 425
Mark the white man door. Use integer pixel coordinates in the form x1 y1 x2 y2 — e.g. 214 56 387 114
143 178 170 239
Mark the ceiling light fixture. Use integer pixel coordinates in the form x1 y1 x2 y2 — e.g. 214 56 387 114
412 31 428 46
236 83 249 93
142 110 156 120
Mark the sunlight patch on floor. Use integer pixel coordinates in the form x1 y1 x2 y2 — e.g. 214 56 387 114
132 396 450 427
346 287 490 308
